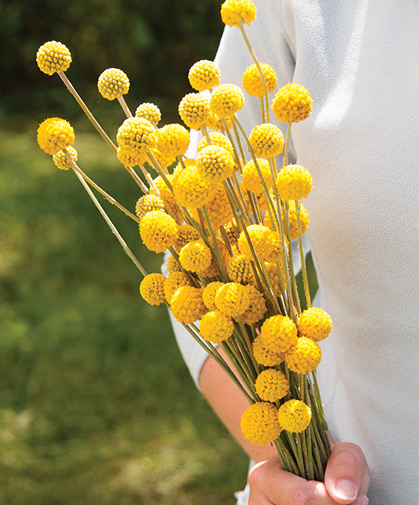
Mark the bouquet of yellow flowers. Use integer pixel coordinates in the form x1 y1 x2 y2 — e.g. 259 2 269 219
36 0 332 482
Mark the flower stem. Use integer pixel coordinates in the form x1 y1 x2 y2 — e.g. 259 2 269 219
58 72 117 153
117 95 133 118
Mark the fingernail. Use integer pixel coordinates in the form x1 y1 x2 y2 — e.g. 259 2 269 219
335 480 358 500
361 497 369 505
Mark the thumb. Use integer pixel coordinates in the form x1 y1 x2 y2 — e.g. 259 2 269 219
324 442 370 504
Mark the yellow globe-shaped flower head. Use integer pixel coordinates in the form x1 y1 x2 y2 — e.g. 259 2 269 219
53 145 77 171
239 284 267 326
37 117 75 155
237 224 281 262
226 254 253 283
176 224 201 248
164 272 191 303
242 158 272 194
255 369 289 403
282 200 310 240
178 93 210 130
210 84 245 119
139 210 178 253
196 145 235 183
117 117 157 157
135 194 166 221
277 400 311 433
140 273 166 306
285 337 322 374
215 282 251 318
172 163 216 209
249 123 284 158
242 63 277 97
200 310 234 344
202 282 225 311
179 240 212 273
240 402 282 445
198 132 234 156
36 41 72 75
259 314 298 354
188 60 221 92
97 68 130 100
272 82 313 123
135 102 161 126
276 164 313 201
221 0 257 27
157 123 190 158
298 307 332 341
252 335 285 367
170 286 207 325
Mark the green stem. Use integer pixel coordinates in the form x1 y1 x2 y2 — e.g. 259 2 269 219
117 95 133 118
296 200 311 308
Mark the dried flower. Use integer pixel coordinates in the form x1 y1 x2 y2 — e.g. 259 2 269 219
139 210 178 253
285 337 322 374
200 310 234 344
97 68 130 100
172 164 215 209
215 282 251 318
252 335 285 367
157 124 190 158
276 165 313 201
179 240 212 272
117 117 157 156
36 41 72 75
164 271 191 302
37 117 75 155
272 82 313 123
221 0 257 28
140 273 166 306
135 102 161 126
135 194 166 220
242 158 272 194
188 60 221 92
170 286 206 325
210 84 245 119
259 315 298 354
298 308 332 342
238 284 267 325
202 282 225 310
240 402 282 445
196 145 235 183
178 93 210 130
277 400 311 433
242 63 277 97
255 369 289 402
53 145 77 170
249 123 284 158
227 254 253 283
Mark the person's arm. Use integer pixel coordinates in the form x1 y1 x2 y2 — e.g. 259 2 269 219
200 353 370 505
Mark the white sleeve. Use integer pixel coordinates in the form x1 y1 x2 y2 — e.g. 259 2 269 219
167 0 305 390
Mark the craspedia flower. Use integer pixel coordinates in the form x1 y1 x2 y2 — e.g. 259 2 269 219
37 117 75 155
240 402 282 445
210 84 245 119
227 254 253 283
255 369 289 402
252 335 285 366
117 147 147 167
285 337 322 374
135 194 166 220
242 158 272 194
139 273 166 306
263 230 282 264
201 238 230 278
36 41 72 75
276 165 313 201
150 175 181 221
117 117 157 156
146 148 176 171
176 224 201 248
202 282 225 310
164 271 191 302
259 315 298 354
198 132 234 156
277 400 311 433
172 164 216 209
170 286 206 325
264 261 287 294
298 307 332 342
135 102 161 126
221 0 257 27
200 310 234 344
53 145 77 171
249 123 284 158
242 63 277 97
281 201 310 241
97 68 130 100
215 282 250 318
188 60 221 92
239 284 267 325
196 145 235 183
139 210 178 253
272 82 313 123
238 224 281 262
179 93 210 130
179 240 212 272
157 123 190 158
167 254 183 274
195 183 234 230
223 220 240 245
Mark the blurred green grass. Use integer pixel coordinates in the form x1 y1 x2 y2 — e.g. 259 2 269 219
0 128 248 505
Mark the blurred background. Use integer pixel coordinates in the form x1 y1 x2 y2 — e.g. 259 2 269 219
0 1 249 503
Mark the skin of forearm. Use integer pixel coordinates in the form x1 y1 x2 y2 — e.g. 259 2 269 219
199 351 278 463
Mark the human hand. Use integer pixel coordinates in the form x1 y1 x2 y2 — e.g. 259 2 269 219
247 442 370 504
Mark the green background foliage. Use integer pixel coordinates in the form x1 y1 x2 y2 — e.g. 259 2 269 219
1 1 251 503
